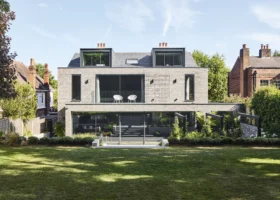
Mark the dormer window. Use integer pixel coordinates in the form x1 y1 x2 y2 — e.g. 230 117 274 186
126 59 139 65
80 48 112 67
152 48 185 67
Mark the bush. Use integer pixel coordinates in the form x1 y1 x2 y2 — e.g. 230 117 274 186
185 131 203 139
73 133 96 139
170 117 183 139
201 124 212 136
49 137 61 145
0 131 4 137
60 136 74 145
39 137 50 145
153 131 160 137
5 132 21 146
54 122 65 137
28 136 39 145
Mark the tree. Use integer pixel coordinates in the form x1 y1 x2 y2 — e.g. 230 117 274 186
273 50 280 57
170 116 182 139
0 0 17 99
36 63 58 89
192 50 229 102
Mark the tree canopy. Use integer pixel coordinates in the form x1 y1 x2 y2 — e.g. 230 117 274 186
273 50 280 57
0 0 17 99
36 63 57 89
192 50 229 102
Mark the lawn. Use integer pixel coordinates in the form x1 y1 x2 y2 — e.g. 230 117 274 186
0 147 280 200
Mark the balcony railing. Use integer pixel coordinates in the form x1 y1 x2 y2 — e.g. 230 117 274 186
100 90 144 103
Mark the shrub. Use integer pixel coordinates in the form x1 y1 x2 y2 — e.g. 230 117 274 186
170 117 183 139
60 136 74 145
0 131 4 137
5 132 21 146
73 133 96 139
39 137 50 145
185 131 203 139
82 137 95 145
49 137 61 145
54 122 65 137
201 124 212 136
153 131 160 137
28 136 39 145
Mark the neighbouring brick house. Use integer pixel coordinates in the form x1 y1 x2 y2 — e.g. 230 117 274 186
58 42 240 141
228 44 280 97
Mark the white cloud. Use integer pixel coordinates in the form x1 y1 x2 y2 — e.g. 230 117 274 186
251 4 280 29
31 25 57 39
239 33 280 45
105 0 155 32
161 0 202 36
38 3 48 8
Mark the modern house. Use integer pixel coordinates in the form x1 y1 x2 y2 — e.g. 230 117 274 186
58 43 238 142
228 44 280 97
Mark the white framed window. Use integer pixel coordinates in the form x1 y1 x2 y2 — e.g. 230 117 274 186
37 93 45 109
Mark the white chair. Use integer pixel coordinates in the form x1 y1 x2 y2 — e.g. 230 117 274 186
113 95 123 103
128 95 137 103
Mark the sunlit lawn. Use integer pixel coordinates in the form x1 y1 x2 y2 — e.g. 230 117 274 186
0 146 280 200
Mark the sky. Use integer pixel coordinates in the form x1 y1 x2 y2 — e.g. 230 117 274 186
7 0 280 78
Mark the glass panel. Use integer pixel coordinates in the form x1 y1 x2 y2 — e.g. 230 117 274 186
174 53 183 66
72 75 81 101
186 75 194 101
83 52 109 66
165 53 173 66
99 76 120 103
156 53 165 66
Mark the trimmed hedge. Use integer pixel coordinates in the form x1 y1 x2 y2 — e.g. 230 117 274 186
37 136 95 146
168 137 280 146
28 136 39 145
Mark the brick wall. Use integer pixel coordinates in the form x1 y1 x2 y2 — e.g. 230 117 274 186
228 57 241 95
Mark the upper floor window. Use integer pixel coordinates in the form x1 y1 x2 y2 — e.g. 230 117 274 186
156 52 183 66
185 75 194 101
72 75 81 101
83 52 110 66
37 93 45 109
260 80 269 86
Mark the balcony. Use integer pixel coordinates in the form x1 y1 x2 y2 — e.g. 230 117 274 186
96 75 144 103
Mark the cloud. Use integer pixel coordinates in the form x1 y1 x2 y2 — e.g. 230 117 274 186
105 0 155 32
251 4 280 29
239 33 280 45
38 3 48 8
31 25 57 39
161 0 202 36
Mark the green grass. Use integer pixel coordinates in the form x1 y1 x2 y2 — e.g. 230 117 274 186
0 146 280 200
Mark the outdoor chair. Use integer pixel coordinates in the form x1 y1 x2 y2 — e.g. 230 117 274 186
128 95 137 103
113 95 123 103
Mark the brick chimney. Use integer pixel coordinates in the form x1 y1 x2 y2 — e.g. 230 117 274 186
240 44 250 97
28 58 36 88
44 63 50 86
97 43 106 48
159 42 168 48
259 44 271 58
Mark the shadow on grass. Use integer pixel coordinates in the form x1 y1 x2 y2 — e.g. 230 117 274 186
0 146 280 200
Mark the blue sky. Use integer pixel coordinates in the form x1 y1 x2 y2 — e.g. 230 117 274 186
8 0 280 78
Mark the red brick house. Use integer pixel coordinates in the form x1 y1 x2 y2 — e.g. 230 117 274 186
228 44 280 97
13 58 54 117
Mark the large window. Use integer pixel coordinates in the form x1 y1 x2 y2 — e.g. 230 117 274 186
271 80 280 89
37 93 45 109
185 75 194 101
72 75 81 101
260 80 269 86
156 52 183 66
83 52 110 66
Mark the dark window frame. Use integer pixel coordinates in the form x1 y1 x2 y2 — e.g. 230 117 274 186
185 74 195 102
72 74 81 101
80 49 112 67
152 48 185 67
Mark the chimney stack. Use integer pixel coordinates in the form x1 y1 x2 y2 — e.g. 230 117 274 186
97 43 106 48
44 63 50 86
259 44 271 58
28 58 36 88
159 42 168 48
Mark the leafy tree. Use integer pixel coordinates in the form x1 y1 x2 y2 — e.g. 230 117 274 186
0 0 17 99
192 51 229 102
273 50 280 57
36 63 58 89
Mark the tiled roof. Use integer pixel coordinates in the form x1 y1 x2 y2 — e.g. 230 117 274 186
13 61 52 91
249 57 280 68
68 51 198 68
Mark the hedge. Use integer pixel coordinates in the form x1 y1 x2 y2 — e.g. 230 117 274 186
30 136 95 146
168 137 280 146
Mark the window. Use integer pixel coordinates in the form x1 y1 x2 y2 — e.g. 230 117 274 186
83 52 110 66
72 75 81 101
37 93 45 109
126 59 139 65
260 80 269 86
271 80 280 89
156 52 183 66
185 75 194 101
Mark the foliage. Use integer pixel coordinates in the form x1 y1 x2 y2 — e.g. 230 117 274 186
273 50 280 57
4 132 20 146
72 133 96 139
59 136 74 145
251 86 280 137
0 0 17 99
24 130 32 137
185 131 203 139
54 122 65 137
170 117 183 139
0 131 3 137
201 124 212 136
28 136 39 145
73 137 94 146
53 90 58 110
36 63 58 89
195 112 206 128
224 94 252 109
169 137 280 146
192 50 229 102
39 137 50 145
153 131 160 137
0 82 37 122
